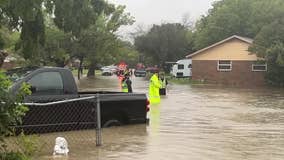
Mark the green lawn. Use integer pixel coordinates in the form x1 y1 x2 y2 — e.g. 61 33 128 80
167 76 203 85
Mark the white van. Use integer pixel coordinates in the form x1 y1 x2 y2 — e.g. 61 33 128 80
171 59 192 77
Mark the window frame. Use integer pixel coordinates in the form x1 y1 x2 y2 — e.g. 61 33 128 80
178 64 184 70
28 71 64 95
252 64 267 72
217 60 232 71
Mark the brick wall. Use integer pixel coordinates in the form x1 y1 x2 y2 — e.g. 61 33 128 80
192 60 266 86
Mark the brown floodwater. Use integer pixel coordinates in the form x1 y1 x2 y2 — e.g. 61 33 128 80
34 75 284 160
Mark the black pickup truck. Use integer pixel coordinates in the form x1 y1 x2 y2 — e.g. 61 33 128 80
8 67 149 133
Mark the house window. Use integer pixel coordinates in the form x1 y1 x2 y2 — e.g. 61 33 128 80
252 64 267 72
217 60 232 71
178 64 184 70
177 72 183 77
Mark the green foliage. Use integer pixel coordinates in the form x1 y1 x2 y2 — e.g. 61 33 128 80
193 0 284 50
265 43 284 86
15 133 41 157
251 18 284 86
2 0 45 63
0 72 30 149
42 26 71 67
134 23 193 67
0 34 4 50
1 0 134 75
0 152 29 160
115 41 139 67
0 72 32 159
73 4 134 76
168 77 202 85
0 27 19 51
52 0 100 37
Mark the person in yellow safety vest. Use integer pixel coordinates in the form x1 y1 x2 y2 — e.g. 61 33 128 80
159 73 168 95
124 69 129 77
149 71 162 104
121 73 132 93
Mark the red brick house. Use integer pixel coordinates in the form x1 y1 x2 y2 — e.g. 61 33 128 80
186 35 267 86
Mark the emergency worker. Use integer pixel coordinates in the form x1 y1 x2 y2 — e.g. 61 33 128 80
159 73 168 95
121 73 132 93
148 71 162 104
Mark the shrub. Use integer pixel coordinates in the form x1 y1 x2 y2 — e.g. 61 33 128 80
0 71 31 159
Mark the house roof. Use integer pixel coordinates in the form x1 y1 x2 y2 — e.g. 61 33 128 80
186 35 253 58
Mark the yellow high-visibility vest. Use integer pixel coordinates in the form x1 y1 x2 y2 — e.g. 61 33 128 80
121 81 128 92
149 74 161 104
161 78 166 88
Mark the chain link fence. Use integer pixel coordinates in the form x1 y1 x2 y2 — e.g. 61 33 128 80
4 95 102 157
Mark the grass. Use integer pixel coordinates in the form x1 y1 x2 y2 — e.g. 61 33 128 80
167 76 204 85
146 73 203 85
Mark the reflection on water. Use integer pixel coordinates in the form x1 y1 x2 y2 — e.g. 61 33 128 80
149 104 161 136
37 75 284 160
36 125 147 160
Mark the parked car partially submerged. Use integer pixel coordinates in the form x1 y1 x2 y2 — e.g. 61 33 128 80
134 69 146 77
101 68 113 76
8 67 149 134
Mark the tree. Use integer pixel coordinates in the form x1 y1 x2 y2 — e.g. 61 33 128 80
112 40 139 68
50 0 134 77
1 0 45 64
134 23 194 68
42 25 72 67
0 0 108 68
1 0 134 79
0 50 8 67
84 5 134 77
250 18 284 86
0 27 9 66
193 0 284 50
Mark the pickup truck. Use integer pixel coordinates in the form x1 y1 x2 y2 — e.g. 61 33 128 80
8 67 149 134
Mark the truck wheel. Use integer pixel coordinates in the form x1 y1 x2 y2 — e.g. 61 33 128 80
103 119 122 128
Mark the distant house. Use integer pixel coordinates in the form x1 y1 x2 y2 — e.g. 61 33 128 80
186 35 267 86
171 59 192 78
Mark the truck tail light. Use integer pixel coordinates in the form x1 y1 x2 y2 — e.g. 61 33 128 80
146 99 150 112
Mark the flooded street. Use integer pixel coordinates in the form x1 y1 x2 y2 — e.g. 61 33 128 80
39 75 284 160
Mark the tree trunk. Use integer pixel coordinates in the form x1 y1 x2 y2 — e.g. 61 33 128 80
87 64 95 77
78 57 84 80
0 50 8 67
77 67 81 80
0 59 4 67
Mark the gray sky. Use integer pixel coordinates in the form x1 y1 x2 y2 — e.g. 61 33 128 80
108 0 216 39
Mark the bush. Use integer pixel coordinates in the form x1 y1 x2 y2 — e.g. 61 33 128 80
16 133 41 157
0 152 29 160
0 71 31 159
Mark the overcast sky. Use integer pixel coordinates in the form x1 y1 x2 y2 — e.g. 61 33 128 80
108 0 217 39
